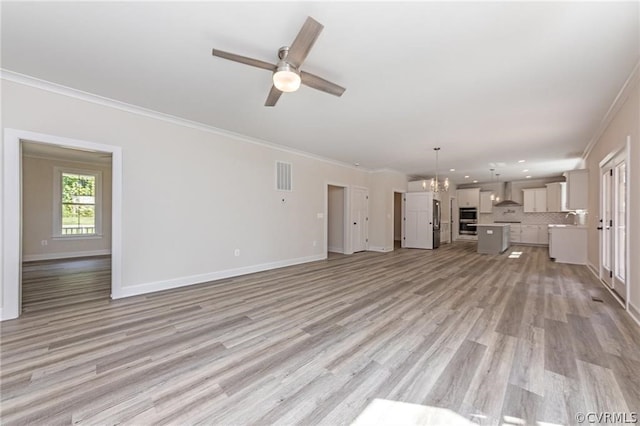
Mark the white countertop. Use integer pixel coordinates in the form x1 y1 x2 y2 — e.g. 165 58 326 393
475 223 511 227
548 224 588 229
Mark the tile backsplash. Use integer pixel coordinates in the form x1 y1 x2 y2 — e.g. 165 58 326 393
479 206 584 225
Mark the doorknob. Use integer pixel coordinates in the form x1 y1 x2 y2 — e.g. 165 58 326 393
597 226 603 230
353 222 357 225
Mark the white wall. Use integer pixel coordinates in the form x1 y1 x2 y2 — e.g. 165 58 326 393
1 78 407 313
22 155 112 260
327 185 345 253
584 71 639 318
368 170 408 252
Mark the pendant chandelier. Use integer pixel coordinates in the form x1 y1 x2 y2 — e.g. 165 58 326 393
430 147 449 193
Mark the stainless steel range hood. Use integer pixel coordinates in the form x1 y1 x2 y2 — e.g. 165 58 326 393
494 182 521 207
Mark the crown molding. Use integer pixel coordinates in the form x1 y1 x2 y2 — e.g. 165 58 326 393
582 61 640 160
0 69 373 173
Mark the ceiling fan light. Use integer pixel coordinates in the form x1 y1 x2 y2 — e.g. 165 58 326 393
273 63 301 92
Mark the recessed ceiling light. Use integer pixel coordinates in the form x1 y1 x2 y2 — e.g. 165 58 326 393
354 162 360 166
522 169 528 172
526 175 532 179
464 175 470 179
518 160 526 163
450 168 455 172
473 180 478 183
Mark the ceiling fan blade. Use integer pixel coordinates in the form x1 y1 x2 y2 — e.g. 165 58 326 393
300 71 346 97
265 85 283 107
286 17 324 68
211 49 275 71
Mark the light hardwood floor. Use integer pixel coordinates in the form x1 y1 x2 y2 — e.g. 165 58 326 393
21 256 111 314
1 243 639 425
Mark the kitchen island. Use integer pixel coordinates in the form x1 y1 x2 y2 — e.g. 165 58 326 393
475 223 510 255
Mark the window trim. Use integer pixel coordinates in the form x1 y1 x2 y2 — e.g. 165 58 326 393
53 166 103 239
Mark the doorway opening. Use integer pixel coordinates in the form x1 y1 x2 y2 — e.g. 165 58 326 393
599 141 629 305
21 142 113 314
2 129 122 321
393 192 403 249
327 184 347 257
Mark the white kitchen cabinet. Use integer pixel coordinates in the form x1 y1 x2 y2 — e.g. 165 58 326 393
518 224 548 245
537 226 549 244
520 225 539 244
510 224 522 243
523 188 547 213
548 225 587 264
457 188 480 208
564 169 588 210
479 191 493 213
546 182 567 212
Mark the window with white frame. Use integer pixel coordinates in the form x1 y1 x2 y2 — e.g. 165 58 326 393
53 167 102 237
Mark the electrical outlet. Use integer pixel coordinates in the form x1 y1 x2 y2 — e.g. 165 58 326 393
234 249 240 257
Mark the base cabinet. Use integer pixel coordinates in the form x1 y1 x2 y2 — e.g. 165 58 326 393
510 225 521 243
548 226 587 264
513 224 548 245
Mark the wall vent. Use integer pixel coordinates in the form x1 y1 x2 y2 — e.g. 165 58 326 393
276 161 292 191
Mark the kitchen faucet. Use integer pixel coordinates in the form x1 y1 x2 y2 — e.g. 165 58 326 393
566 211 577 225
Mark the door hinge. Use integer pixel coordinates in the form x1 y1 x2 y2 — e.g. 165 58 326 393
366 238 368 242
609 219 613 227
610 270 613 278
610 169 613 176
366 217 368 221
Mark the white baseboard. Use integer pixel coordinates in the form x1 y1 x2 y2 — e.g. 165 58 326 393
368 246 393 253
328 246 344 254
587 262 599 276
0 308 4 321
114 253 325 299
629 303 640 327
23 249 111 262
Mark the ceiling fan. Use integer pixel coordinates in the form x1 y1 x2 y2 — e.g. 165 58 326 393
212 16 346 107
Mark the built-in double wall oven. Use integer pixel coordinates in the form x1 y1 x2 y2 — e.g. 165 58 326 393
459 207 478 235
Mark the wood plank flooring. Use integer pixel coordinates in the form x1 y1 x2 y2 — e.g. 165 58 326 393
21 256 111 314
2 243 639 425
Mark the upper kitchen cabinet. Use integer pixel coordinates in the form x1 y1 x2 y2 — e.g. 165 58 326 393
457 188 480 208
564 169 588 210
479 191 493 213
546 182 568 212
523 188 547 213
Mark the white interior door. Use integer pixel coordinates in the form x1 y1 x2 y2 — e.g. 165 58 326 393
351 187 368 253
601 167 613 288
600 150 627 300
403 193 433 249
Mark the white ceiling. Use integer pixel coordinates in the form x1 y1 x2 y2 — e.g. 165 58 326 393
2 2 638 184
